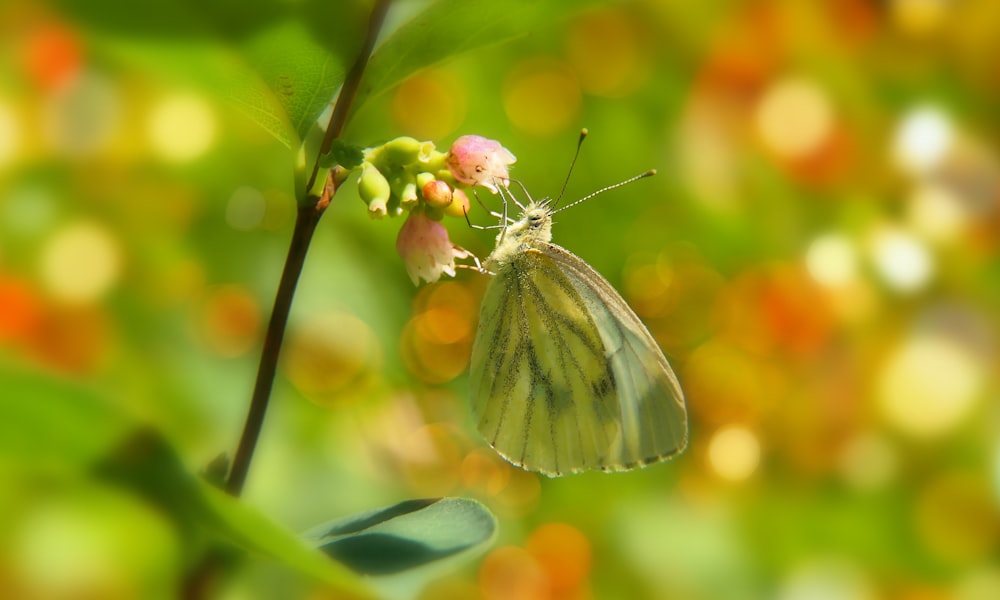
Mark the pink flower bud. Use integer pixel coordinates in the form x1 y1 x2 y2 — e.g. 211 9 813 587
396 209 471 285
446 135 516 194
421 180 454 208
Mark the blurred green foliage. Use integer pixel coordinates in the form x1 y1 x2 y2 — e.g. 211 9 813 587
2 0 1000 599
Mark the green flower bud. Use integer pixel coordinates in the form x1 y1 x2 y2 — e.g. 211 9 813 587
400 181 418 210
435 169 458 185
382 136 425 165
368 197 388 219
359 163 391 219
416 171 436 189
421 148 448 171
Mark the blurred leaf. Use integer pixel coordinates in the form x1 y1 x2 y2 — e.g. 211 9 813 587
51 0 596 148
0 360 371 596
50 0 296 147
122 40 300 147
95 430 375 597
50 0 369 148
0 360 131 471
239 1 370 142
305 497 498 576
354 0 602 117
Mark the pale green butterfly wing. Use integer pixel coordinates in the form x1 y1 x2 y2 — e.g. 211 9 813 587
468 241 687 476
543 242 688 469
470 247 614 475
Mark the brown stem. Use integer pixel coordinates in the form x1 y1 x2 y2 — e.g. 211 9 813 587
224 0 393 497
186 3 394 597
306 0 393 193
224 202 322 496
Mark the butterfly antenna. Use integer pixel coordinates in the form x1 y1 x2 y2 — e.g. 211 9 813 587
509 178 536 210
552 169 657 215
494 181 512 247
552 128 589 209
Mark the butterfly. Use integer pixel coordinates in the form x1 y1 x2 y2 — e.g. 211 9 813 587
467 159 688 476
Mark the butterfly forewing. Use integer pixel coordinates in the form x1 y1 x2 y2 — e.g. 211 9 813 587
469 239 687 476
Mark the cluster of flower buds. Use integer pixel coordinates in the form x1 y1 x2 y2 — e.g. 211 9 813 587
358 136 461 219
355 134 516 285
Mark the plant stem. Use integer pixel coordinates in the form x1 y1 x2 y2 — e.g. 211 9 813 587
306 0 393 193
224 0 393 497
224 203 321 496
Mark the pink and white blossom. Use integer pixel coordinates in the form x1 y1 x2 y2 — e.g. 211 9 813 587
446 135 516 194
396 209 470 285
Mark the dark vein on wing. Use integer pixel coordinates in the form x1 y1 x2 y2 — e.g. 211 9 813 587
524 337 555 472
486 276 520 446
522 264 610 471
548 243 686 465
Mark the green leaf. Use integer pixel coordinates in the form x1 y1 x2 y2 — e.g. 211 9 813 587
354 0 601 116
305 497 498 576
200 482 374 595
0 360 131 471
52 0 595 148
49 0 296 147
240 1 370 142
117 39 301 148
321 139 366 170
0 360 372 597
50 0 370 148
94 429 375 597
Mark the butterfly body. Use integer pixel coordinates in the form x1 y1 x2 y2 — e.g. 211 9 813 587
469 200 688 476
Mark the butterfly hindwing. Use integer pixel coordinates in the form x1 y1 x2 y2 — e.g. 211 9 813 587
541 242 688 469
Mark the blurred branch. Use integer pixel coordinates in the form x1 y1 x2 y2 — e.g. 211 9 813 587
225 0 393 498
306 0 393 194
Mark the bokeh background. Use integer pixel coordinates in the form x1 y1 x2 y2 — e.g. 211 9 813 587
2 0 1000 598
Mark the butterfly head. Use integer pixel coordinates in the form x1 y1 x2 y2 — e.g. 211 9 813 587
508 200 554 244
485 200 554 267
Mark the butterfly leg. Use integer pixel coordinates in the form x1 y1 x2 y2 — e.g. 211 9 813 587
453 246 493 275
463 204 506 232
471 189 514 223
